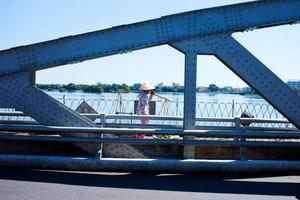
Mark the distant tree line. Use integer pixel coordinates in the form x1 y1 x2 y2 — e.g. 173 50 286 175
36 83 132 93
36 82 185 94
36 82 259 95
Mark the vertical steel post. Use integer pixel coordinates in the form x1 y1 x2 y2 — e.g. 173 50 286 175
29 71 36 87
183 52 197 159
232 99 235 118
235 117 247 161
176 98 179 126
232 99 235 127
100 113 106 128
176 98 179 117
96 113 106 159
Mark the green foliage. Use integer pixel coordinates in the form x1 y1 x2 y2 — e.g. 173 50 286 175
131 83 142 92
36 82 185 93
83 85 104 93
36 82 133 93
172 85 184 92
36 84 62 91
35 82 236 94
208 84 219 92
59 87 66 92
102 84 113 92
118 83 131 93
155 86 162 93
64 83 77 91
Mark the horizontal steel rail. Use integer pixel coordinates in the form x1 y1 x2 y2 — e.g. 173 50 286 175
104 123 296 132
105 114 184 121
0 112 296 133
1 155 300 173
0 120 295 132
0 111 25 116
0 112 292 124
0 124 299 138
0 120 38 125
103 114 291 124
104 123 183 130
0 134 299 147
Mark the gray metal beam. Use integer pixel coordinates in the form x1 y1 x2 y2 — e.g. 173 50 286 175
183 52 197 130
171 33 300 130
0 0 300 160
212 35 300 129
169 39 198 158
1 155 300 173
1 134 300 147
0 72 147 158
1 124 300 138
183 51 197 159
19 87 147 158
0 0 300 76
0 112 292 124
0 72 30 108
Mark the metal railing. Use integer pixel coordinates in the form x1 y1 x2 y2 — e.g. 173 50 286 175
0 112 300 172
1 94 291 128
0 123 299 138
100 114 295 130
0 111 297 150
53 95 285 119
0 123 299 160
0 111 296 131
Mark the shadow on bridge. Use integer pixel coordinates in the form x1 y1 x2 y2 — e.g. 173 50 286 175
0 167 299 198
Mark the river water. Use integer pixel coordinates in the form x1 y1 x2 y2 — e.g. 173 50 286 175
46 90 264 102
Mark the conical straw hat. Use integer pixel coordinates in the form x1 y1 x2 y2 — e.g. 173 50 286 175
139 82 155 91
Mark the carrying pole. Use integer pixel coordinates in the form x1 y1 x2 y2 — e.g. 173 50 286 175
154 94 171 102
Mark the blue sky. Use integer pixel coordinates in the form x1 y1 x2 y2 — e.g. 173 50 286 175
1 0 299 87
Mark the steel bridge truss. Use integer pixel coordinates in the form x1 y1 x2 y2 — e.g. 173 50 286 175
0 0 300 158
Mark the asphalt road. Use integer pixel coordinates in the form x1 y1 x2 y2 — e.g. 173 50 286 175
0 167 299 200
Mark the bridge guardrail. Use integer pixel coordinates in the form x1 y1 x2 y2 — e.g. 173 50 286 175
1 96 294 129
0 123 299 160
53 95 286 119
0 112 299 161
0 112 296 131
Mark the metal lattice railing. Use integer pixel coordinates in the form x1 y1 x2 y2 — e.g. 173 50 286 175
54 95 284 118
0 94 293 128
50 94 291 128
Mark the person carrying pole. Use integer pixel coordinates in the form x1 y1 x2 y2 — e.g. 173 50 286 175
134 82 155 139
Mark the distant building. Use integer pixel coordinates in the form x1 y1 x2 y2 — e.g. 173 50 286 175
172 82 181 88
287 80 300 89
232 87 243 94
197 86 208 93
220 86 233 94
